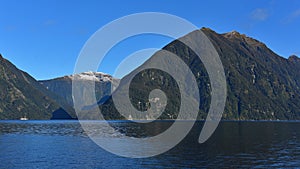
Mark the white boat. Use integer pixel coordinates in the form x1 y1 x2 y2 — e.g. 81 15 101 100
20 116 28 120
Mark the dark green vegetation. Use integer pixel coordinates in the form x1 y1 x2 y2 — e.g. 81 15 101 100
1 28 300 120
0 54 75 119
203 28 300 120
99 28 300 120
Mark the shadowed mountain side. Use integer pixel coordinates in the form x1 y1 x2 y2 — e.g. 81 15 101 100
96 28 300 120
0 54 75 120
51 108 73 120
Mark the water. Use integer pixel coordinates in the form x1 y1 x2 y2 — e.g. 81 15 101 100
0 120 299 168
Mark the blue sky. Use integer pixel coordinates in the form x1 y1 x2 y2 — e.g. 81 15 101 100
1 0 299 80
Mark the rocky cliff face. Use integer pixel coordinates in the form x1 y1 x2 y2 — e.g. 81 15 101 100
39 72 119 108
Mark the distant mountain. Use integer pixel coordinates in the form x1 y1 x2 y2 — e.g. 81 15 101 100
98 28 300 120
39 72 119 109
0 54 75 120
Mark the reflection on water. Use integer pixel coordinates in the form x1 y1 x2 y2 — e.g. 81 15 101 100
0 120 300 168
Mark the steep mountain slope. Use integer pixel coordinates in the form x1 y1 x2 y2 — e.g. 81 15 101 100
98 28 300 120
203 28 300 119
39 72 119 108
0 54 74 120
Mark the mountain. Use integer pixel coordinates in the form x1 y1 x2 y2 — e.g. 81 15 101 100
96 28 300 120
0 54 75 120
204 28 300 120
39 72 119 108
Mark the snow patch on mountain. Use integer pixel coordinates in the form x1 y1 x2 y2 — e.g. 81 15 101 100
68 71 116 82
